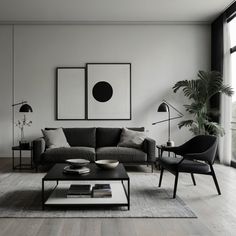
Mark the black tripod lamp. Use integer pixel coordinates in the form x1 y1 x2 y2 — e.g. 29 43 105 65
152 99 183 146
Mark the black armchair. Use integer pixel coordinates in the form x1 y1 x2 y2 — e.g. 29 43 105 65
158 135 221 198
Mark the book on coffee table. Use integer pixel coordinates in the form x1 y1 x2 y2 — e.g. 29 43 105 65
67 184 91 198
92 184 112 198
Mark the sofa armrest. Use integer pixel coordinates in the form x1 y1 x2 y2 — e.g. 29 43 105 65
32 138 45 166
143 137 156 163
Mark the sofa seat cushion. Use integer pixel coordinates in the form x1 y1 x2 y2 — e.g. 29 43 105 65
96 147 147 163
42 147 95 163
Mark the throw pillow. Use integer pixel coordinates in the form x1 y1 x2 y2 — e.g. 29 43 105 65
41 128 70 149
117 128 146 149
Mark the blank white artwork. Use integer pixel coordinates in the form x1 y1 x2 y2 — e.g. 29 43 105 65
57 68 85 119
87 64 131 119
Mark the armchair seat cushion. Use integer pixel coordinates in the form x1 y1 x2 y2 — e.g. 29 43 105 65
159 156 210 174
96 147 147 163
42 147 95 163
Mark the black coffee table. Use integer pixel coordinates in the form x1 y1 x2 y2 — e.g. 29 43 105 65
42 163 130 210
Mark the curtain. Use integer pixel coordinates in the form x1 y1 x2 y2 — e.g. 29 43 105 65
219 14 233 165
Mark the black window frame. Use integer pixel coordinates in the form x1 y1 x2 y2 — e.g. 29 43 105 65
228 13 236 167
228 13 236 54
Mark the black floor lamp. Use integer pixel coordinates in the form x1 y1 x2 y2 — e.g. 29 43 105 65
152 99 183 146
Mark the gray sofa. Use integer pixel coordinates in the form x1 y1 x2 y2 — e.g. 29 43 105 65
32 127 156 171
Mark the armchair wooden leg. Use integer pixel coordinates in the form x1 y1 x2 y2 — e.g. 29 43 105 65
173 172 179 198
191 173 196 186
158 167 164 187
210 164 221 195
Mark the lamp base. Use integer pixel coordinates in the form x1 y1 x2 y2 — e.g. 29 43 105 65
19 140 30 149
166 140 175 147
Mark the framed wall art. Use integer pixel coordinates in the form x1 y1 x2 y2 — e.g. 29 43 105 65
56 67 86 120
86 63 131 120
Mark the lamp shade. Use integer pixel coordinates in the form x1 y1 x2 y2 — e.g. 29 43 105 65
19 104 33 113
157 102 168 112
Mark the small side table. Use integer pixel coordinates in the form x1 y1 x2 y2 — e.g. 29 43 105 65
12 146 34 170
156 144 175 157
156 145 175 169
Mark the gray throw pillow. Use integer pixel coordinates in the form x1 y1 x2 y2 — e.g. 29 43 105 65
42 128 70 149
117 128 146 149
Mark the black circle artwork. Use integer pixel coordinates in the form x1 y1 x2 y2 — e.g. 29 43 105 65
92 81 113 102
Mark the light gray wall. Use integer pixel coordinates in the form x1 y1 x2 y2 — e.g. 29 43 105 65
0 26 12 157
0 24 210 157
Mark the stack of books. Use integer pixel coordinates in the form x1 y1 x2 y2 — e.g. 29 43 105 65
67 184 91 198
92 184 112 198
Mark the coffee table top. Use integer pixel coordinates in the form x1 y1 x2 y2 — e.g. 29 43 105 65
43 163 129 181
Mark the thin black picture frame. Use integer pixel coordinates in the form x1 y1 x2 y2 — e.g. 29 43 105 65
56 67 86 120
86 63 132 121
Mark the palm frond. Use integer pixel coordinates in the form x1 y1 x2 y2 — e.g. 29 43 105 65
173 80 199 100
220 84 234 96
204 121 225 137
172 80 189 93
208 72 224 97
184 103 205 114
178 119 195 129
201 70 234 98
197 70 209 83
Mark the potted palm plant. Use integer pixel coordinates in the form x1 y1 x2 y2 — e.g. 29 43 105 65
173 70 233 136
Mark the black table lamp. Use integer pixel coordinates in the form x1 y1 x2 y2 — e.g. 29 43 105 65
19 103 33 113
152 99 183 146
12 101 33 148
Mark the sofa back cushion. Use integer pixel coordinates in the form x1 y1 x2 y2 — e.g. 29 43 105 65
96 128 122 148
96 127 145 148
117 128 146 149
128 127 145 132
42 128 70 149
62 128 96 148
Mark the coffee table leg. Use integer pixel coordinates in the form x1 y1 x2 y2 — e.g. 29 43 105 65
19 149 22 170
128 179 130 210
42 179 45 210
12 150 15 170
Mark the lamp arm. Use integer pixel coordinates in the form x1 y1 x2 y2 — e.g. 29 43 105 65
152 115 182 125
168 107 170 141
163 99 184 117
12 101 27 107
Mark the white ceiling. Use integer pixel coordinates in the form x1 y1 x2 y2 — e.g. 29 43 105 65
0 0 234 23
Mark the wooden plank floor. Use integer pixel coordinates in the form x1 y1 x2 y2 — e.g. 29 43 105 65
0 158 235 236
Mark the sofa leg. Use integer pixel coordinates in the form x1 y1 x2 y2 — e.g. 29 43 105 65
173 172 179 198
151 164 154 173
159 167 164 187
191 173 196 186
